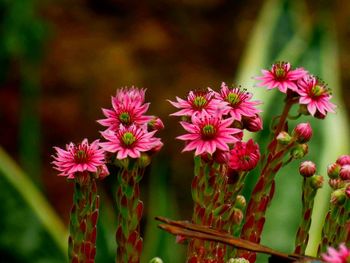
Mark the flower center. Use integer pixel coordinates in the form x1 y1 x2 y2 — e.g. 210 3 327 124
74 149 88 163
119 112 131 125
193 96 207 109
122 132 136 146
227 92 241 106
311 85 325 97
201 124 216 139
275 68 286 78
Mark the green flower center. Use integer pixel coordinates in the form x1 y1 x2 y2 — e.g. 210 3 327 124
119 112 131 125
74 150 88 163
193 96 207 109
275 67 286 78
202 124 216 139
227 92 241 106
311 85 324 97
122 132 136 146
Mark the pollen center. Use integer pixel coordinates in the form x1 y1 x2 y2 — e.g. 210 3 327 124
311 85 324 97
193 96 207 109
122 132 136 146
227 92 241 106
275 68 286 79
74 150 88 163
119 112 131 125
201 124 216 139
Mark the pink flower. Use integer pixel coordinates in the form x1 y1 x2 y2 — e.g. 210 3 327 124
168 89 225 117
215 82 261 121
322 244 350 263
52 139 109 179
99 125 162 159
292 122 313 143
297 75 336 116
98 87 152 131
177 114 241 155
228 139 260 171
256 62 307 93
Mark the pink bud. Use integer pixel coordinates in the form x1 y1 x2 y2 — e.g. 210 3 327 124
242 114 263 132
327 162 341 179
299 161 316 177
310 175 324 189
292 122 313 143
340 165 350 180
212 150 229 164
148 116 164 131
346 185 350 199
336 155 350 166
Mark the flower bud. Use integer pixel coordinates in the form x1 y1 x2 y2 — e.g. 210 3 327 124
291 144 308 159
148 116 164 131
329 179 345 190
327 163 341 179
114 158 130 169
277 131 292 145
292 123 313 143
242 115 263 132
212 150 229 164
232 120 244 129
227 258 250 263
314 110 326 120
137 153 151 168
336 155 350 166
232 208 244 225
331 189 346 206
299 161 316 177
234 195 246 210
340 165 350 180
346 185 350 199
310 175 324 189
149 257 163 263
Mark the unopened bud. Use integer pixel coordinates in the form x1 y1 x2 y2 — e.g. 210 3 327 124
232 120 244 129
291 144 309 159
346 185 350 199
149 257 163 263
340 165 350 180
234 195 246 210
114 158 129 169
329 179 345 190
310 175 324 189
227 258 250 263
213 150 229 164
148 117 164 131
137 153 151 168
314 110 326 120
299 161 316 177
232 208 243 225
242 114 263 132
277 131 292 145
331 189 346 206
292 123 313 143
336 155 350 166
327 163 341 179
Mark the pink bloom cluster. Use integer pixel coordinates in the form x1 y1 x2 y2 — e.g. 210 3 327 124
322 244 350 263
256 62 336 117
98 86 163 159
169 83 261 171
52 139 109 179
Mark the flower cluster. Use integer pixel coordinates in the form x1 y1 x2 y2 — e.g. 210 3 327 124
170 83 262 171
256 61 336 118
98 86 163 160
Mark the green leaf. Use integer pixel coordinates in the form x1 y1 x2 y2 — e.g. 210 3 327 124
0 147 67 262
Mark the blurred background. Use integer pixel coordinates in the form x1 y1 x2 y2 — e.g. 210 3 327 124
0 0 350 262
